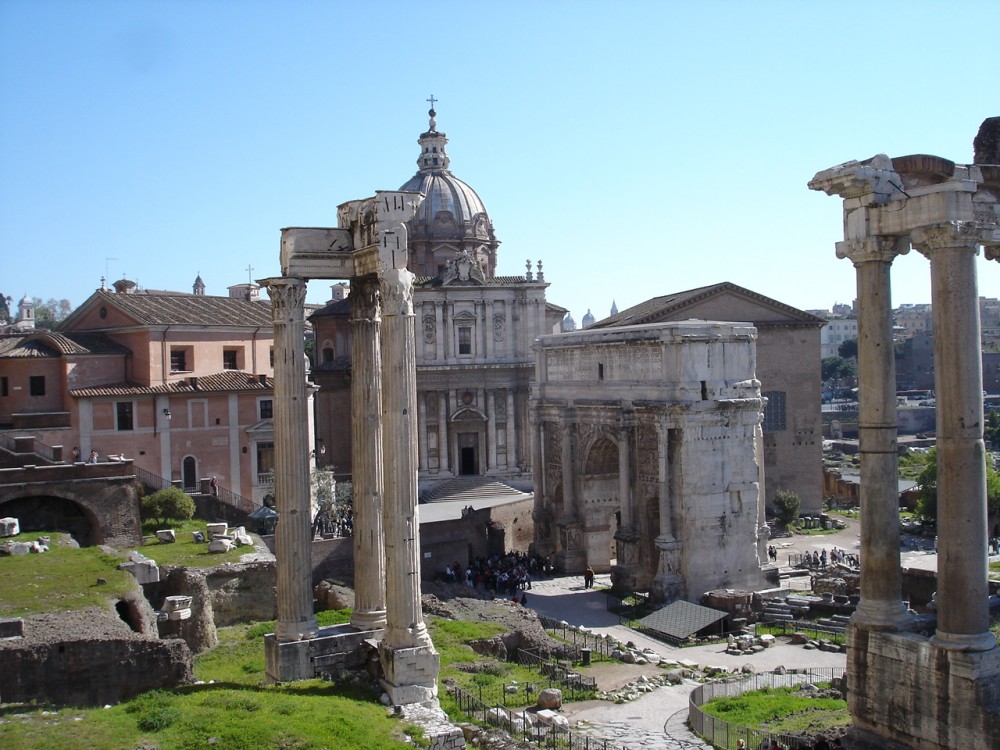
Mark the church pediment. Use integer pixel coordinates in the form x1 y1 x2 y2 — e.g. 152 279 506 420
450 405 486 422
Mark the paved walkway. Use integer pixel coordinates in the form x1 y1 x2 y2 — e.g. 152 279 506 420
524 573 847 750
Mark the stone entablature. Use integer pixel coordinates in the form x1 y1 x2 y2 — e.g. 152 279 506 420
530 321 768 604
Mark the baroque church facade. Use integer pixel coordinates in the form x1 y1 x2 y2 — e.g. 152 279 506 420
310 109 565 488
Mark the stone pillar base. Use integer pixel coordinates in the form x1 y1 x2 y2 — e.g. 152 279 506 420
379 642 440 706
930 628 997 652
264 624 381 684
651 573 685 604
851 598 912 632
610 563 644 592
556 548 586 575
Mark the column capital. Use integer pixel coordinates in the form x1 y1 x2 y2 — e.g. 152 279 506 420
379 268 415 317
835 236 908 265
910 221 982 257
260 276 307 325
349 274 381 322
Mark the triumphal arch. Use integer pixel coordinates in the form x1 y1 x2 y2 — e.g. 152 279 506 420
530 320 770 603
808 118 1000 749
260 191 439 706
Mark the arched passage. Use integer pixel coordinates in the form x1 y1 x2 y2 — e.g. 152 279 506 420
581 436 620 572
0 495 97 546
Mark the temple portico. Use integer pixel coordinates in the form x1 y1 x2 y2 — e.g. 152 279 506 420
262 191 439 707
808 120 1000 749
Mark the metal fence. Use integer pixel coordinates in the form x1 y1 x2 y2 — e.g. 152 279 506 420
537 615 616 661
757 620 847 640
449 685 628 750
515 648 597 694
134 465 257 515
688 668 847 750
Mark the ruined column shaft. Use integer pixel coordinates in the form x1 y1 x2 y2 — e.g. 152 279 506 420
349 275 387 632
379 268 433 650
618 423 633 528
560 417 576 518
914 226 994 651
263 276 318 643
840 240 910 630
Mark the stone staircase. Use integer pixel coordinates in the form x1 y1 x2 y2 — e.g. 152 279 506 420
419 476 530 504
761 599 795 622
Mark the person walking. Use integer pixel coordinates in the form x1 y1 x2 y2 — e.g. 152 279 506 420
583 565 595 589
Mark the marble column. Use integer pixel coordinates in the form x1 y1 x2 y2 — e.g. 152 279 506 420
417 392 429 473
652 417 684 602
261 276 318 643
912 223 995 652
378 265 439 702
557 411 585 573
838 236 912 631
505 389 515 470
438 392 450 474
487 389 497 471
348 275 387 632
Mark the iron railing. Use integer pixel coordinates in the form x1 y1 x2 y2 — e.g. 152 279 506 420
449 686 628 750
134 465 257 515
536 615 616 661
688 668 847 750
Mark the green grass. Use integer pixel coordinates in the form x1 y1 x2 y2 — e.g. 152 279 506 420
0 612 418 750
701 684 850 735
0 533 135 616
136 520 252 568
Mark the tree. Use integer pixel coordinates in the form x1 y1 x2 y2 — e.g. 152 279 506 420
773 489 801 527
838 339 858 360
32 297 72 330
915 447 1000 526
822 356 856 384
141 487 196 526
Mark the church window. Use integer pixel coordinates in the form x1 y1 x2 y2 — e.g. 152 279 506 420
29 376 45 396
116 401 134 431
762 391 787 431
269 347 275 368
458 326 472 355
433 157 438 166
323 347 334 363
432 146 437 153
256 441 275 478
0 376 7 397
223 348 239 370
598 363 604 381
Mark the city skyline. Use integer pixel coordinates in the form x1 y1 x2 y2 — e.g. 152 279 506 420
2 1 997 324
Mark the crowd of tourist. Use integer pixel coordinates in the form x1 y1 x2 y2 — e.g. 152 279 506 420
312 503 353 538
797 546 859 570
439 550 552 599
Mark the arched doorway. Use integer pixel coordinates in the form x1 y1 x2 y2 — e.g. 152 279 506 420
182 456 197 491
581 436 620 573
0 495 96 546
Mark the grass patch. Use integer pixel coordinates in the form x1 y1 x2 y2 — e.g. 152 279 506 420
0 617 420 750
0 533 134 616
136 520 252 568
701 684 850 736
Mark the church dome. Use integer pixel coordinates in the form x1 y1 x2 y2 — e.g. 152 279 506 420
399 104 499 278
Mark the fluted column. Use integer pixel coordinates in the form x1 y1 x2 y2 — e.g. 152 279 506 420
505 389 515 470
348 275 387 632
838 236 912 631
487 389 497 471
417 392 429 473
262 276 318 643
652 417 683 602
913 223 995 651
438 392 450 474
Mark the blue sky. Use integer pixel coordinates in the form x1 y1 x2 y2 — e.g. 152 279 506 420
1 0 997 325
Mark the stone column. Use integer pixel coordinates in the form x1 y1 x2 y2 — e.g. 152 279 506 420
505 389 515 470
652 417 684 603
617 419 634 529
557 411 585 573
838 236 912 631
417 392 429 473
486 299 495 360
375 192 439 703
487 389 497 471
261 276 318 643
912 223 995 651
348 275 387 632
612 415 641 589
438 392 450 474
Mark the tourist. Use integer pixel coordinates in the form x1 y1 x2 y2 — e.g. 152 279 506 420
583 565 595 589
88 450 99 463
210 476 219 497
71 446 80 461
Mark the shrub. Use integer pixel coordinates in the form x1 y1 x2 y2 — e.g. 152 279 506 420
773 489 801 527
140 486 196 526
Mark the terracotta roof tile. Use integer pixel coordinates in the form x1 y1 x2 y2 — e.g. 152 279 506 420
69 371 274 397
64 290 273 328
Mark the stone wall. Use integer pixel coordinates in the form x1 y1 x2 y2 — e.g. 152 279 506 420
847 627 1000 750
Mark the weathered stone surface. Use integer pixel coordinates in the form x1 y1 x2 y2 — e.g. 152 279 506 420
0 517 19 537
315 580 356 611
536 687 562 709
155 529 176 544
208 537 235 553
206 522 227 539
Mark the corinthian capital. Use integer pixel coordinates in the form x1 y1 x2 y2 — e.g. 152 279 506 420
808 154 902 203
379 268 414 317
835 236 909 265
260 277 307 327
349 275 381 323
910 221 982 259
